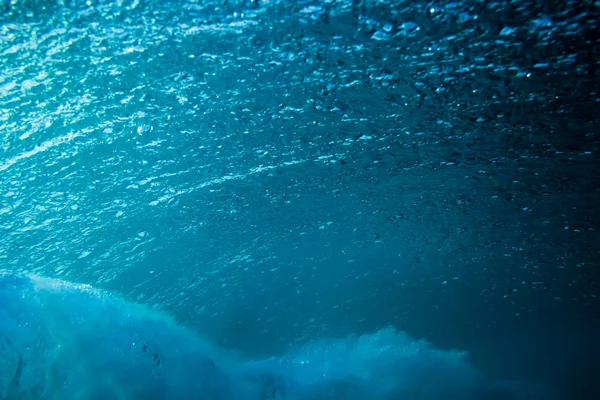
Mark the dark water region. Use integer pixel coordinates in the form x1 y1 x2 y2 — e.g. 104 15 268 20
1 0 599 399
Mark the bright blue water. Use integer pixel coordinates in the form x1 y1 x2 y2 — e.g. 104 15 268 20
1 270 553 399
1 0 599 399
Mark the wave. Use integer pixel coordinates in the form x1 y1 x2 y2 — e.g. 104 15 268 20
0 270 556 399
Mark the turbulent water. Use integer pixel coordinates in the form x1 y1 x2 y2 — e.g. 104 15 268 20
1 0 599 399
0 270 555 399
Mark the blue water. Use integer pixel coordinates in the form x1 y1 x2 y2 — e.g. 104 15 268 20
1 271 553 399
1 0 599 399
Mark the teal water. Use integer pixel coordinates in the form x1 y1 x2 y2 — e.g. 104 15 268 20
3 270 554 399
1 0 599 399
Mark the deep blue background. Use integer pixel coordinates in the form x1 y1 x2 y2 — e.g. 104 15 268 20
1 1 599 398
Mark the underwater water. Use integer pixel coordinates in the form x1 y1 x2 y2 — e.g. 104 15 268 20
0 270 554 399
1 0 599 399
